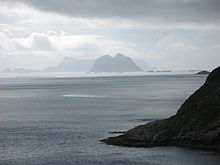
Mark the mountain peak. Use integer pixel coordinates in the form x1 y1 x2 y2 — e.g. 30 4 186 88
91 54 142 72
100 55 113 59
115 53 126 58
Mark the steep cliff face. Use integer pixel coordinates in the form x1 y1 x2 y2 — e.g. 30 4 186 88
102 67 220 152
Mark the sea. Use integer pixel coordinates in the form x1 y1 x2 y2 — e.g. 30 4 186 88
0 72 219 165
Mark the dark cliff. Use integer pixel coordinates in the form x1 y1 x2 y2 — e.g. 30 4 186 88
102 66 220 152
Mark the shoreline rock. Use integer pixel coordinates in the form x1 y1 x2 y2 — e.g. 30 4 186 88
196 70 210 75
108 131 126 134
101 66 220 152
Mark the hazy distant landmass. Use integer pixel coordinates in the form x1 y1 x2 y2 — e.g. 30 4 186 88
134 60 156 71
1 54 155 73
45 55 155 72
1 57 95 73
45 57 95 72
90 53 143 72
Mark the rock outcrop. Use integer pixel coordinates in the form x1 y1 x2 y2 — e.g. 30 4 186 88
101 66 220 152
196 70 210 75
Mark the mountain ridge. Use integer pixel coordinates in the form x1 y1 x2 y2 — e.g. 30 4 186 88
90 53 143 72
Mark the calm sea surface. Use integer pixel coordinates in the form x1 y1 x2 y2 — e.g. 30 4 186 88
0 73 219 165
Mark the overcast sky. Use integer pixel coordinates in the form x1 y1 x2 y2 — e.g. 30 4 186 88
0 0 220 71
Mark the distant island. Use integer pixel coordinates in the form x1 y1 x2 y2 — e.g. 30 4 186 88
90 53 143 72
45 57 95 72
1 54 155 73
102 66 220 152
196 70 210 75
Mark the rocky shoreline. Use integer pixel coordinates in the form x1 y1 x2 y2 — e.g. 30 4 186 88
101 66 220 152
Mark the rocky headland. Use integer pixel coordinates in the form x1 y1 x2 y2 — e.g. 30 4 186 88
101 66 220 152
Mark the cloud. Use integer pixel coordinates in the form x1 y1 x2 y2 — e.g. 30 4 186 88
1 0 220 71
6 0 220 26
1 29 220 71
141 34 220 70
30 33 54 50
156 35 198 51
0 30 143 70
0 30 140 55
0 31 53 52
2 0 220 33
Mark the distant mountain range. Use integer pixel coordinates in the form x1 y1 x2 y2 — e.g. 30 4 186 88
91 53 142 72
1 53 155 73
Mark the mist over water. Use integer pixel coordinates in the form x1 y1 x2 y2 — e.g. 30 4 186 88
0 74 220 165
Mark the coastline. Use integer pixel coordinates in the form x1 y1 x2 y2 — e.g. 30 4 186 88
101 67 220 153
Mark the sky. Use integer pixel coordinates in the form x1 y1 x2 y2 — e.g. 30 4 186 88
0 0 220 71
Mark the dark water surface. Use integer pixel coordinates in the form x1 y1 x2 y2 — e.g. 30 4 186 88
0 74 219 165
